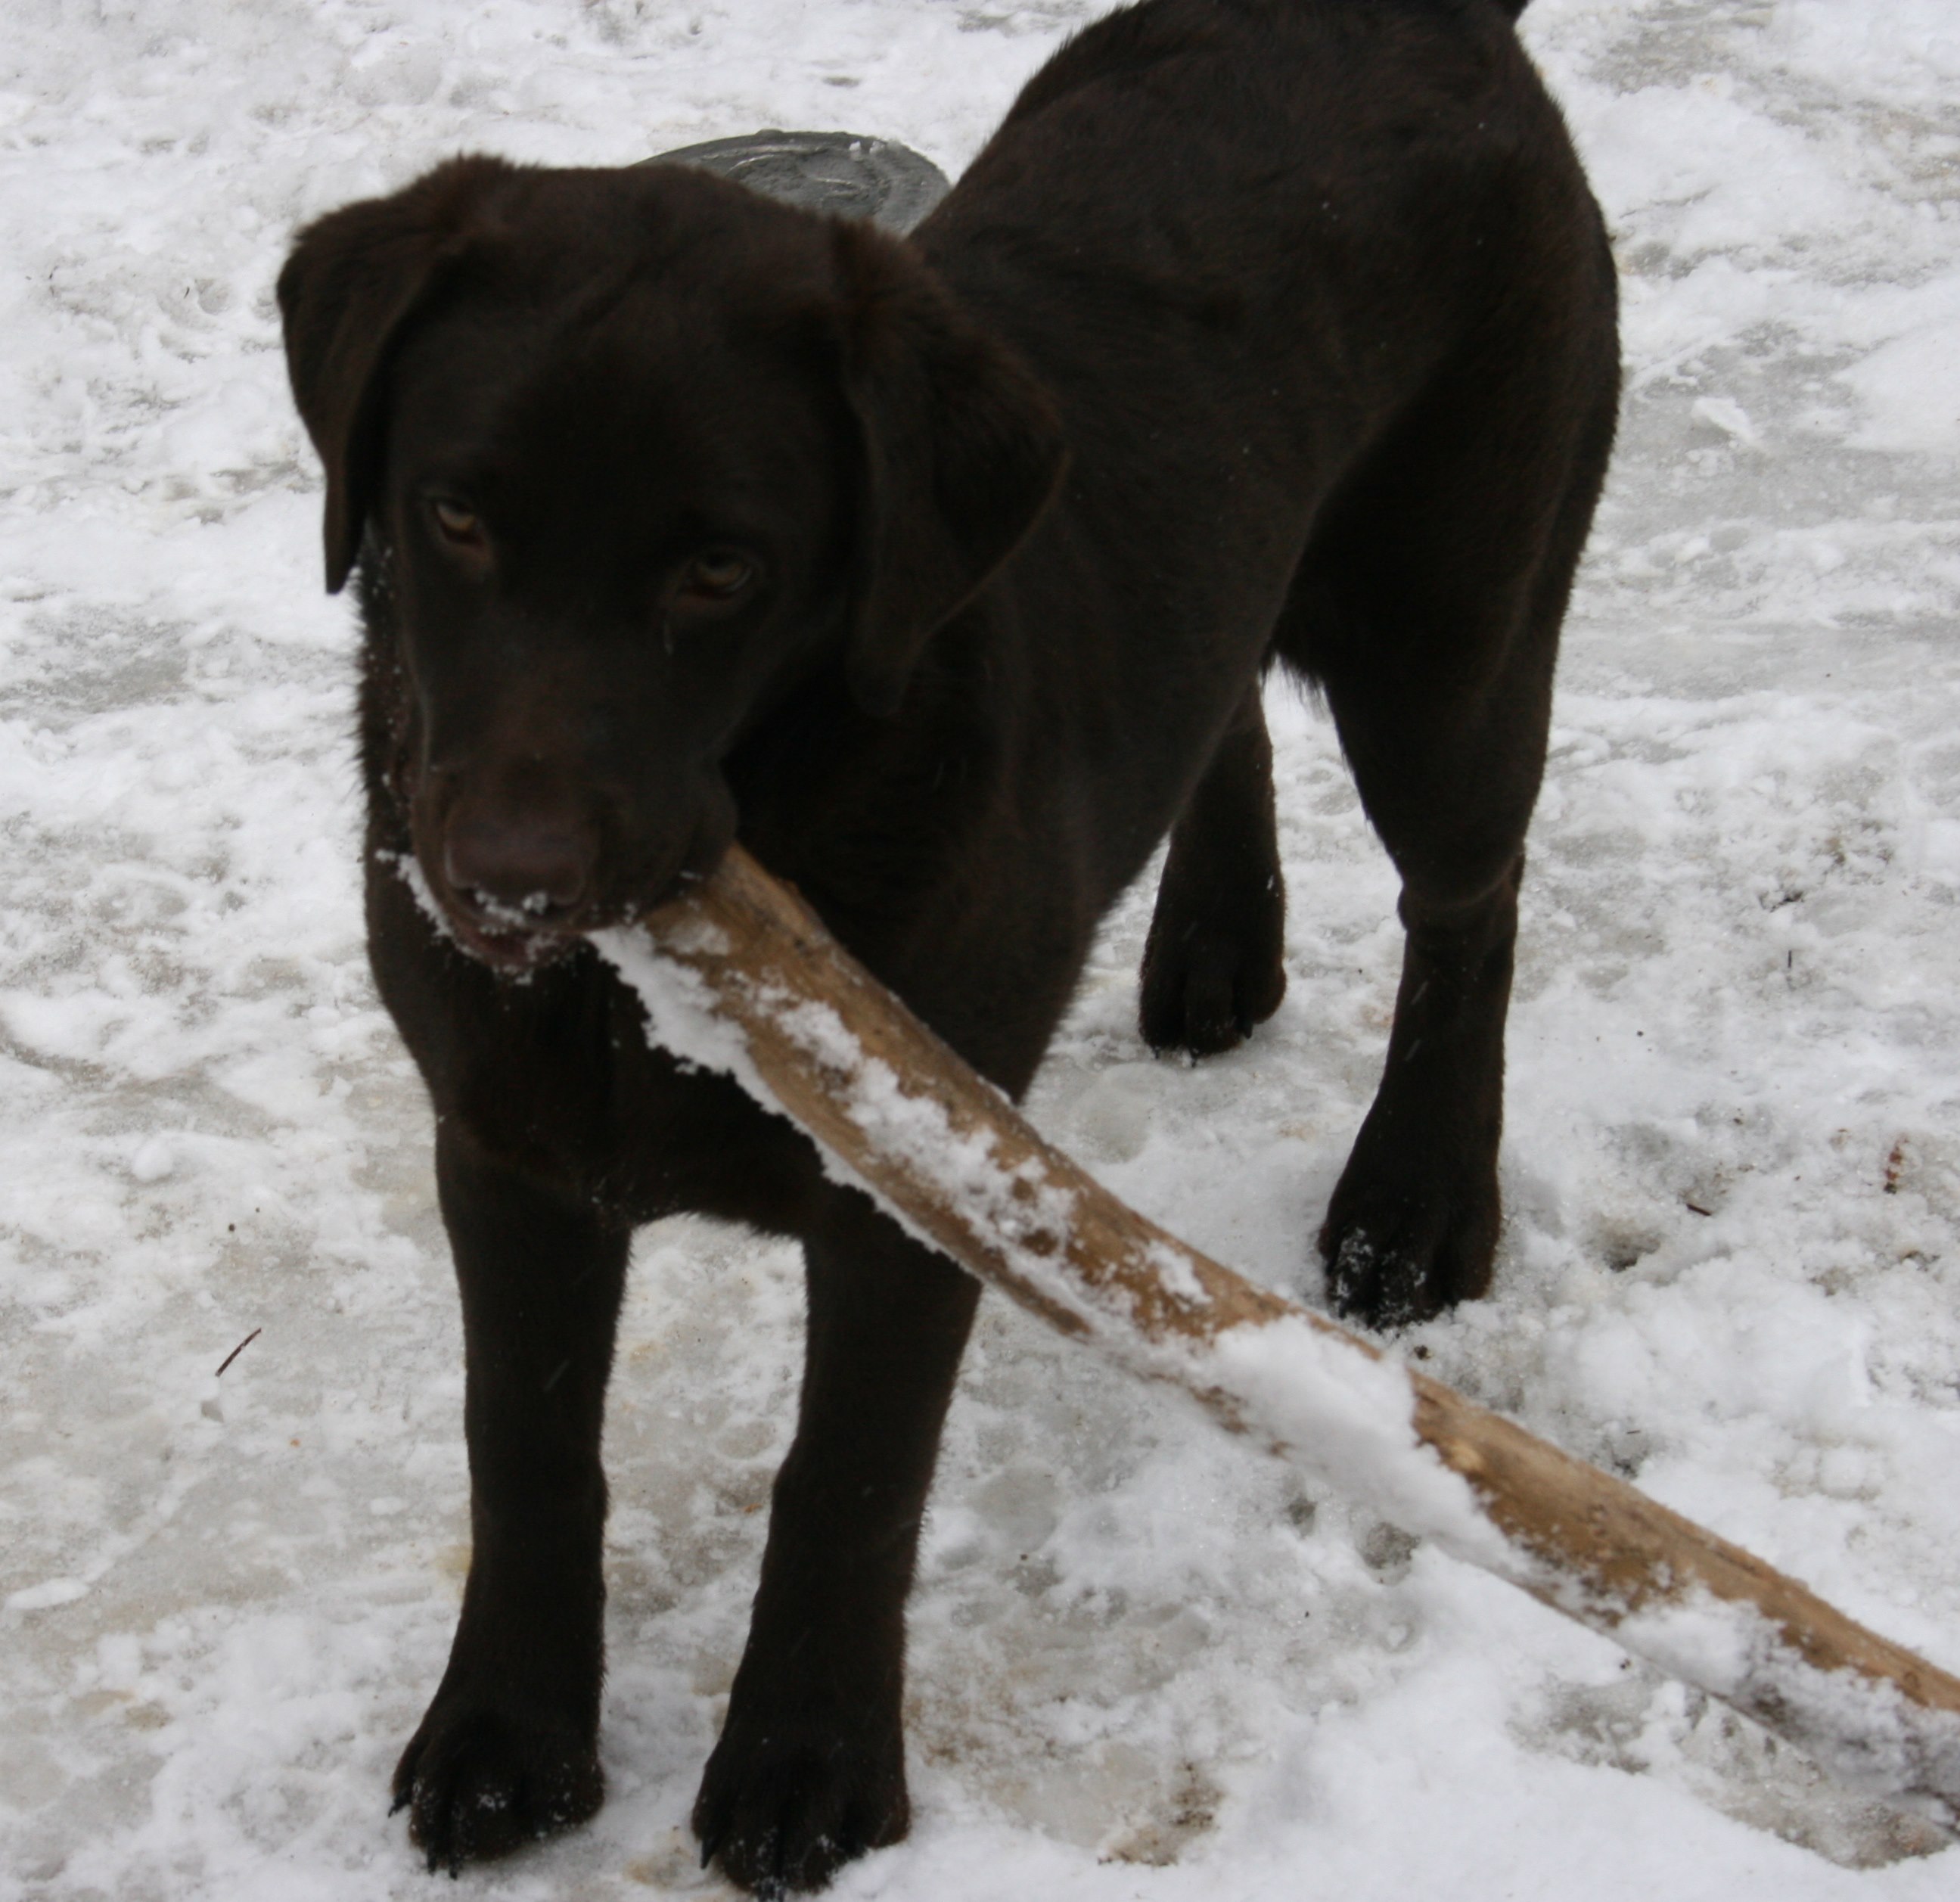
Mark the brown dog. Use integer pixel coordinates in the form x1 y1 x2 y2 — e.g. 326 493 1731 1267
278 0 1616 1889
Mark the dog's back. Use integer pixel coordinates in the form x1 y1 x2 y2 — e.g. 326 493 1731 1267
862 0 1616 967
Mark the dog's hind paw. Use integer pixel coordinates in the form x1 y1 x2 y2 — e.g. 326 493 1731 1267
1138 918 1287 1058
693 1714 908 1895
392 1702 602 1874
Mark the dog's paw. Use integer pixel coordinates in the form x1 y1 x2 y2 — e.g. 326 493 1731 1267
392 1700 603 1875
1317 1177 1499 1331
692 1711 908 1896
1138 919 1286 1058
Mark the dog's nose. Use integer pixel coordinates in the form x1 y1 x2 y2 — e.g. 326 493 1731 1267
443 813 594 920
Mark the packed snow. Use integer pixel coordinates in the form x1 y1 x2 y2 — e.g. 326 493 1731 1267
5 1 1960 1897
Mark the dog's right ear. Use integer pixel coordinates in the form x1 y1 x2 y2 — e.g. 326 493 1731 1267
278 157 507 592
828 219 1067 719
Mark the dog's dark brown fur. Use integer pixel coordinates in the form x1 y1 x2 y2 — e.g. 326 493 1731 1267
278 0 1615 1888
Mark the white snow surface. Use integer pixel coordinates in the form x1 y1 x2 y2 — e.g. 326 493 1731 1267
5 0 1960 1895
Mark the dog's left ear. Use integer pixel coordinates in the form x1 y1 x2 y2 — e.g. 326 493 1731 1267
830 220 1067 717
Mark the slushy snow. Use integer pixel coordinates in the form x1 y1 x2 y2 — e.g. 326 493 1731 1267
5 1 1960 1897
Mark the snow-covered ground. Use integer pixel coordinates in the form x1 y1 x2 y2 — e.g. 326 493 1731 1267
4 0 1959 1895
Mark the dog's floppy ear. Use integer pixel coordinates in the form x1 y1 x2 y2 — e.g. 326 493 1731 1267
278 157 507 592
830 219 1067 717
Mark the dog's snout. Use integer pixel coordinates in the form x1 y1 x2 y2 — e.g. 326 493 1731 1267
443 810 595 919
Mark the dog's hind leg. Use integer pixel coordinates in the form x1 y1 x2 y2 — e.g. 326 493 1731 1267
1139 682 1289 1057
1275 319 1618 1330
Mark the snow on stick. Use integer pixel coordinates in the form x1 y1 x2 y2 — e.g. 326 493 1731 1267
593 844 1960 1836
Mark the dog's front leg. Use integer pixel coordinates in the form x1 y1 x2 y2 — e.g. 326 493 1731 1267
695 1188 980 1894
393 1120 629 1872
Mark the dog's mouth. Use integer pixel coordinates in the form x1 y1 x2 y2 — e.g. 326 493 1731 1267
443 890 586 973
412 841 723 975
393 844 595 974
402 766 739 974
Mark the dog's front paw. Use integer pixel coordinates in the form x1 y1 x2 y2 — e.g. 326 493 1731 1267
693 1707 908 1896
392 1698 603 1875
1139 917 1286 1058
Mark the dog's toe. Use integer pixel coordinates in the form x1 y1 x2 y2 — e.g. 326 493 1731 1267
1321 1223 1443 1330
393 1702 602 1872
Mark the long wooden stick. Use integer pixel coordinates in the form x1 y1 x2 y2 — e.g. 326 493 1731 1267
593 844 1960 1835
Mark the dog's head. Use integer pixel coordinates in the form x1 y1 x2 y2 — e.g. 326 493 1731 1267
278 156 1063 969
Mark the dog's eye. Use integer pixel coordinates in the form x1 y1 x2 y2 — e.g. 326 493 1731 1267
676 549 756 604
430 499 485 549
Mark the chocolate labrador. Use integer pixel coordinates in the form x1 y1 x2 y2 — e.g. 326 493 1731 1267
278 0 1617 1888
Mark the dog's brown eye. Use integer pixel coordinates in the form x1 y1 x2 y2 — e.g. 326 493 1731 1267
678 549 756 603
430 499 484 547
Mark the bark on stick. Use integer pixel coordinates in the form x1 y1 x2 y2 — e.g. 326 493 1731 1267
596 843 1960 1837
